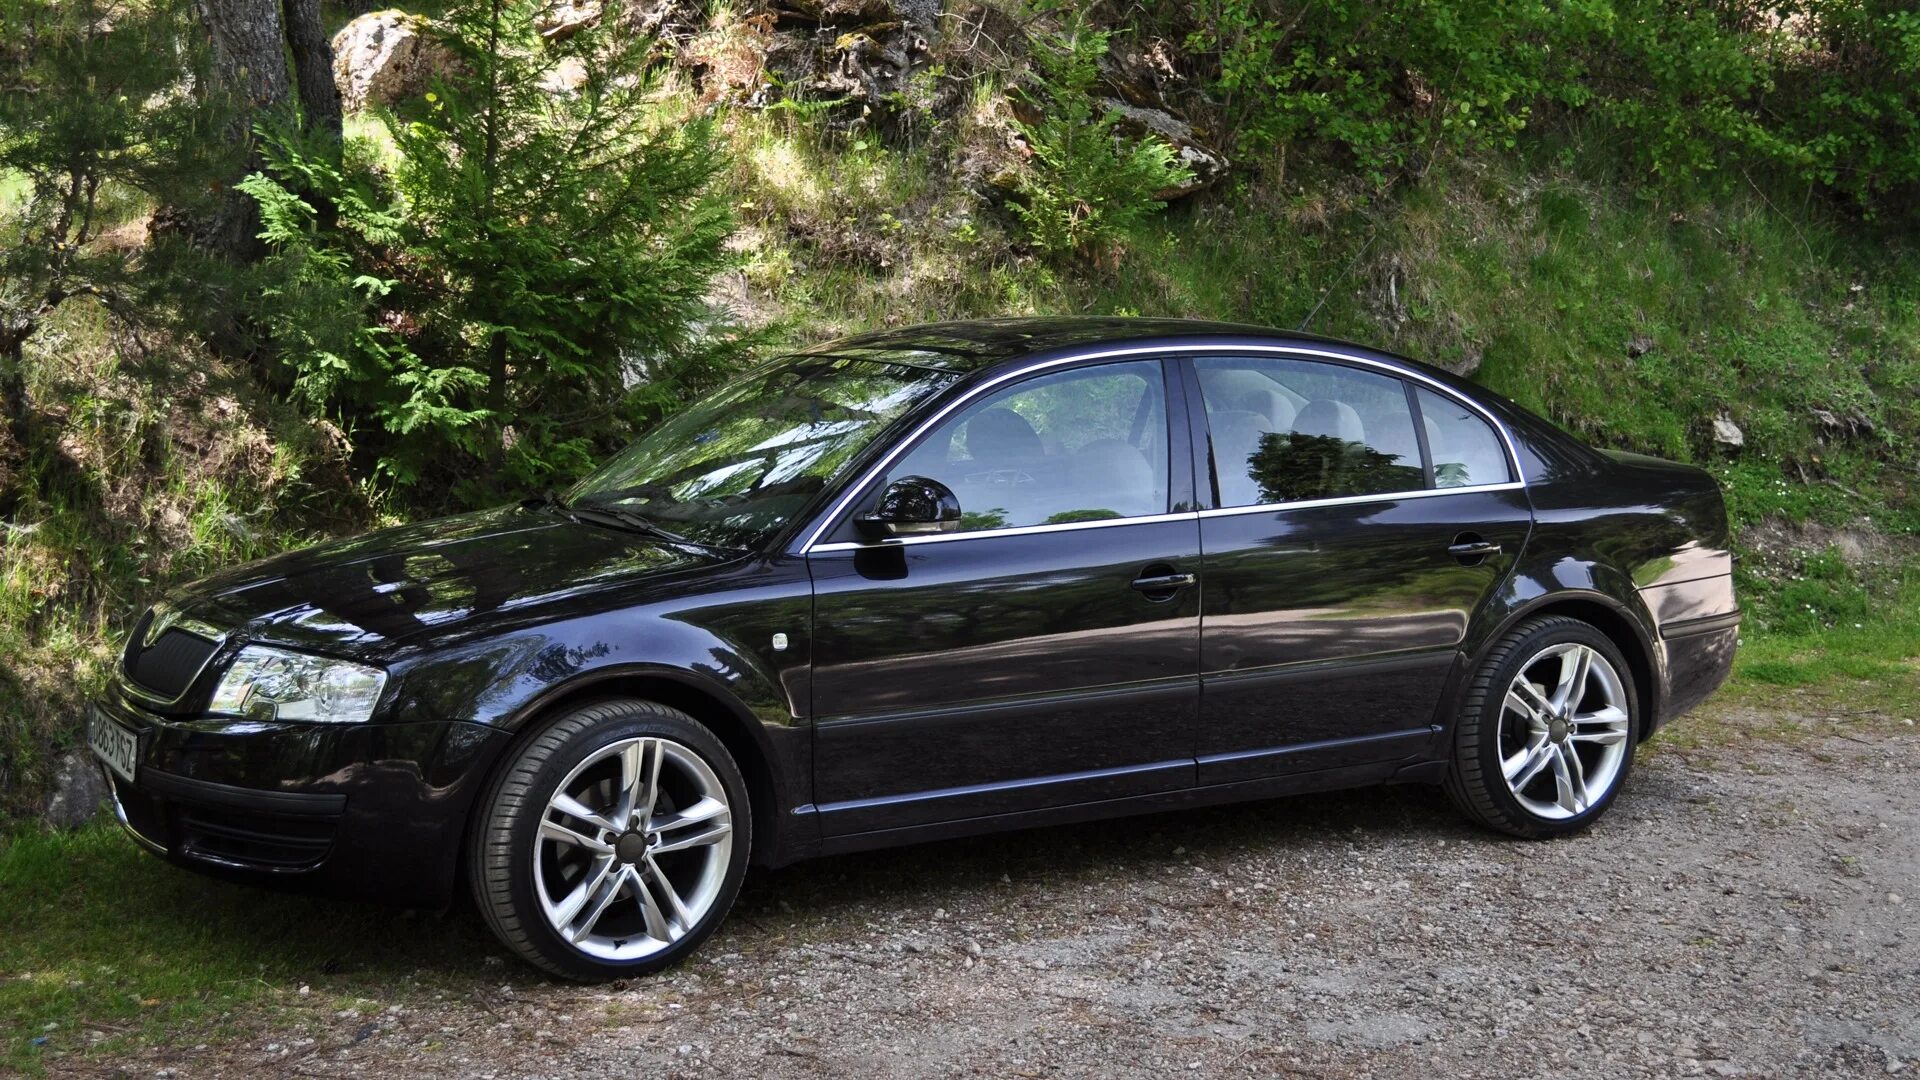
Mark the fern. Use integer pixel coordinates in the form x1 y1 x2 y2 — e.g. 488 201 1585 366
1010 22 1193 260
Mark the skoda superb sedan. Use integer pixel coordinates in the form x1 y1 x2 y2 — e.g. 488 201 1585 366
92 318 1740 979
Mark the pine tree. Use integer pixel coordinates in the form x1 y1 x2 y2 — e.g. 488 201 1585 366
242 0 734 491
0 0 232 444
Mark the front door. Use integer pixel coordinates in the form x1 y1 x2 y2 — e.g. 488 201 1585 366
1187 354 1533 783
806 358 1202 836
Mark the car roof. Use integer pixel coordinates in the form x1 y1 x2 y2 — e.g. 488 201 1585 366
795 316 1386 374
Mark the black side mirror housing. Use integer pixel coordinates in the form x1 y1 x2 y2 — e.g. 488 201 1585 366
854 475 962 538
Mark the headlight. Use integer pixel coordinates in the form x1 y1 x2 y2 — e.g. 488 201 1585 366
209 646 387 724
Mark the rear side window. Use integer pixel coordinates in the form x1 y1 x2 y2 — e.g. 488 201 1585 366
1195 356 1424 506
1415 387 1511 488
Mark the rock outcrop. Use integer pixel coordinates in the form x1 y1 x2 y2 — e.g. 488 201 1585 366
43 750 107 829
331 9 454 112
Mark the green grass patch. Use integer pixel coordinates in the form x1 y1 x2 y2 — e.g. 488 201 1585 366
0 823 510 1075
1718 549 1920 718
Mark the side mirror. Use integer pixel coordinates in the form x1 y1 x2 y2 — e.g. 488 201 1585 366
855 475 961 538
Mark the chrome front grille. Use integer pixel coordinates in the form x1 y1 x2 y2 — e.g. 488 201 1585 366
122 606 222 701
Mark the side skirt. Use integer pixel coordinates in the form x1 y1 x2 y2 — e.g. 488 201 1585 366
815 754 1443 859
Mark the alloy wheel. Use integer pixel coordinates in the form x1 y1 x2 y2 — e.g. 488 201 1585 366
1497 642 1631 820
533 736 734 961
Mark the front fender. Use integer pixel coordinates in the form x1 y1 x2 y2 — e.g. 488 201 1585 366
378 557 816 863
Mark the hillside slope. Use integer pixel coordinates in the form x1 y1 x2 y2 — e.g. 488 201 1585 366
2 0 1917 821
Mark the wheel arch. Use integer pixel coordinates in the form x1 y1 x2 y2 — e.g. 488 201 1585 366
1475 590 1661 741
461 666 789 878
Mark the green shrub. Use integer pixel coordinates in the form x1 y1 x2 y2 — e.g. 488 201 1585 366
1180 0 1920 220
1183 0 1599 182
0 0 232 445
1009 23 1193 259
241 0 736 497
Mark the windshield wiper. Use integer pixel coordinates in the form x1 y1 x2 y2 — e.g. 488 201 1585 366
567 500 743 555
520 490 574 518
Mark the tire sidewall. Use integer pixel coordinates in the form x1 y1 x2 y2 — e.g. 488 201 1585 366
483 704 752 981
1469 621 1639 836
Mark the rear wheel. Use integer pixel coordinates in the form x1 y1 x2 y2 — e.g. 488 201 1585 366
1445 616 1638 838
470 700 751 980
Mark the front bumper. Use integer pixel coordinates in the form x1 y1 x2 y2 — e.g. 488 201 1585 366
94 686 512 907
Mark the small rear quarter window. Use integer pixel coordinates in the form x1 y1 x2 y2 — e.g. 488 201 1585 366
1415 387 1511 488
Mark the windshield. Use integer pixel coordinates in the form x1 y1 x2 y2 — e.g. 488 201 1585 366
567 355 959 550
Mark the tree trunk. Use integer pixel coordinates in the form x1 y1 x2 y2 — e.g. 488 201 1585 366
191 0 293 260
486 328 508 417
0 328 30 451
481 0 506 437
280 0 341 145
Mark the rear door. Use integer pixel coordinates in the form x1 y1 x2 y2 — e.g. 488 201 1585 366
1186 353 1532 783
806 358 1203 836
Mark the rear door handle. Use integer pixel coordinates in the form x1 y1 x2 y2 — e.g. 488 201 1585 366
1130 572 1197 593
1447 538 1502 563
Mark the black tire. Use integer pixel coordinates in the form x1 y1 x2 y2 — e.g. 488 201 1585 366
469 699 752 980
1444 616 1639 838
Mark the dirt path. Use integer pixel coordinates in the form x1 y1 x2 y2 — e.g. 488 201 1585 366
86 709 1920 1079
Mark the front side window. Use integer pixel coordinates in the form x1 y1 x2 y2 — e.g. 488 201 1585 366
569 355 959 549
1415 387 1511 488
1195 356 1424 507
885 360 1170 531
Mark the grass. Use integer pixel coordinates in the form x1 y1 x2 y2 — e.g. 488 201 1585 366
0 824 511 1075
1725 552 1920 716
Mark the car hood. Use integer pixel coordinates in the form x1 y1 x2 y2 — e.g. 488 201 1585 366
166 505 723 660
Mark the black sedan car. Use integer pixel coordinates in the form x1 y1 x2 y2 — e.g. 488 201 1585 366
92 318 1739 979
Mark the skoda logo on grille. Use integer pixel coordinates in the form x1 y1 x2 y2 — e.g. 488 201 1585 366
142 599 180 641
139 601 219 650
142 601 185 649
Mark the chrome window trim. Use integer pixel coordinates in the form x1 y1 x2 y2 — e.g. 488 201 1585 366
1195 481 1527 520
808 510 1201 553
795 342 1527 554
807 483 1528 552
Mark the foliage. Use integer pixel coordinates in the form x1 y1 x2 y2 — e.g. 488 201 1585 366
1589 0 1920 215
0 0 231 438
1179 0 1920 219
1009 22 1193 258
1182 0 1600 181
241 0 736 494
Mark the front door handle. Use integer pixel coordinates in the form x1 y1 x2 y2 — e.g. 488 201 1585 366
1131 572 1197 594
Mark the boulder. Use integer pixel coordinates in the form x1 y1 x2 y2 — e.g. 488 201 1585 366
1092 39 1227 198
43 749 108 830
1712 414 1745 448
776 0 900 22
1094 97 1228 199
750 0 944 128
537 0 601 40
330 10 455 112
539 55 589 95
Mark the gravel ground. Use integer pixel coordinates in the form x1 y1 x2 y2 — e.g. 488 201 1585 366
86 707 1920 1079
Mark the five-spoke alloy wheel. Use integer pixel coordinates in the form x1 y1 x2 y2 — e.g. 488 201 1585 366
1446 616 1639 837
472 700 751 980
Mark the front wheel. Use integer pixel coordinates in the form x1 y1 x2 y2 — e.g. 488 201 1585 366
470 700 751 980
1445 616 1638 838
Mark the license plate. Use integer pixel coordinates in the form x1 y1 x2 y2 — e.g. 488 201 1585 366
89 711 139 784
